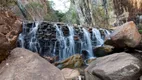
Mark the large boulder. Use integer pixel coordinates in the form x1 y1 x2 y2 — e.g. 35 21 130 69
61 68 80 80
93 45 114 57
0 48 65 80
105 21 141 48
0 10 22 62
85 52 142 80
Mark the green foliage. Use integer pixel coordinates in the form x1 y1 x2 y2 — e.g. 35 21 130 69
91 0 114 28
138 30 142 34
55 11 65 22
44 12 58 22
43 1 59 22
24 2 44 20
61 4 79 24
137 23 142 30
26 2 44 9
0 0 16 8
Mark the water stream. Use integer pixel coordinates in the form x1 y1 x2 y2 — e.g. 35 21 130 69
18 22 111 60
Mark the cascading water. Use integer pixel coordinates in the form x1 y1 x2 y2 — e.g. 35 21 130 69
55 24 66 60
66 25 75 58
29 22 41 52
18 21 41 53
99 28 111 39
55 24 75 60
81 28 94 58
92 28 104 46
18 22 111 60
104 29 111 37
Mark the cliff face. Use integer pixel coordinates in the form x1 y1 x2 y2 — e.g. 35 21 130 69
71 0 95 27
113 0 142 24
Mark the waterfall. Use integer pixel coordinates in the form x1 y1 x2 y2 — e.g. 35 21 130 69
55 24 66 60
29 22 40 52
92 28 104 46
18 22 111 60
18 21 41 53
81 28 94 58
55 24 75 60
67 25 75 57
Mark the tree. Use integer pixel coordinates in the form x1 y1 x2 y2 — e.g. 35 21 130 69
71 0 95 27
0 0 16 9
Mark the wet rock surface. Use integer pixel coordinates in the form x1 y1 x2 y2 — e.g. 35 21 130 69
0 48 65 80
85 52 142 80
0 10 22 62
54 54 84 69
93 45 114 57
18 21 110 60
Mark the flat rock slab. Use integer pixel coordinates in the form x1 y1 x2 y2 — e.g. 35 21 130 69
85 52 142 80
0 48 65 80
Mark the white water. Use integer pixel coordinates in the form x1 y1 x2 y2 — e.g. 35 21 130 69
67 25 75 57
92 28 104 46
18 21 41 53
18 22 111 60
81 28 94 58
29 22 40 52
55 24 76 60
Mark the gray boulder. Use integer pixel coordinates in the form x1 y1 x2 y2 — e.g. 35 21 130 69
0 48 65 80
85 52 142 80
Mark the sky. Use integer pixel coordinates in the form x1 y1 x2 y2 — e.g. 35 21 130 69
48 0 70 13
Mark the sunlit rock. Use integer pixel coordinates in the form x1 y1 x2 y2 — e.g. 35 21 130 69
105 21 141 48
0 10 22 62
61 68 80 80
0 48 65 80
85 52 142 80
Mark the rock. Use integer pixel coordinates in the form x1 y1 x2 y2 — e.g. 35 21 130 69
93 45 114 57
85 52 142 80
135 38 142 50
105 21 141 48
85 58 96 65
43 56 59 63
54 54 84 69
140 76 142 80
61 68 80 80
0 48 65 80
0 10 22 62
74 35 79 41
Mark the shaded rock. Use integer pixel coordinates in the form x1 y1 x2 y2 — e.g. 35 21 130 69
85 58 96 65
140 76 142 80
82 50 90 59
93 45 114 57
54 54 84 69
74 35 79 41
105 21 141 48
85 52 142 80
0 10 22 62
135 38 142 51
0 48 65 80
61 68 80 80
43 56 59 63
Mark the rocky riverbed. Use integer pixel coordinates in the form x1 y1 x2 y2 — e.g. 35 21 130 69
0 10 142 80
